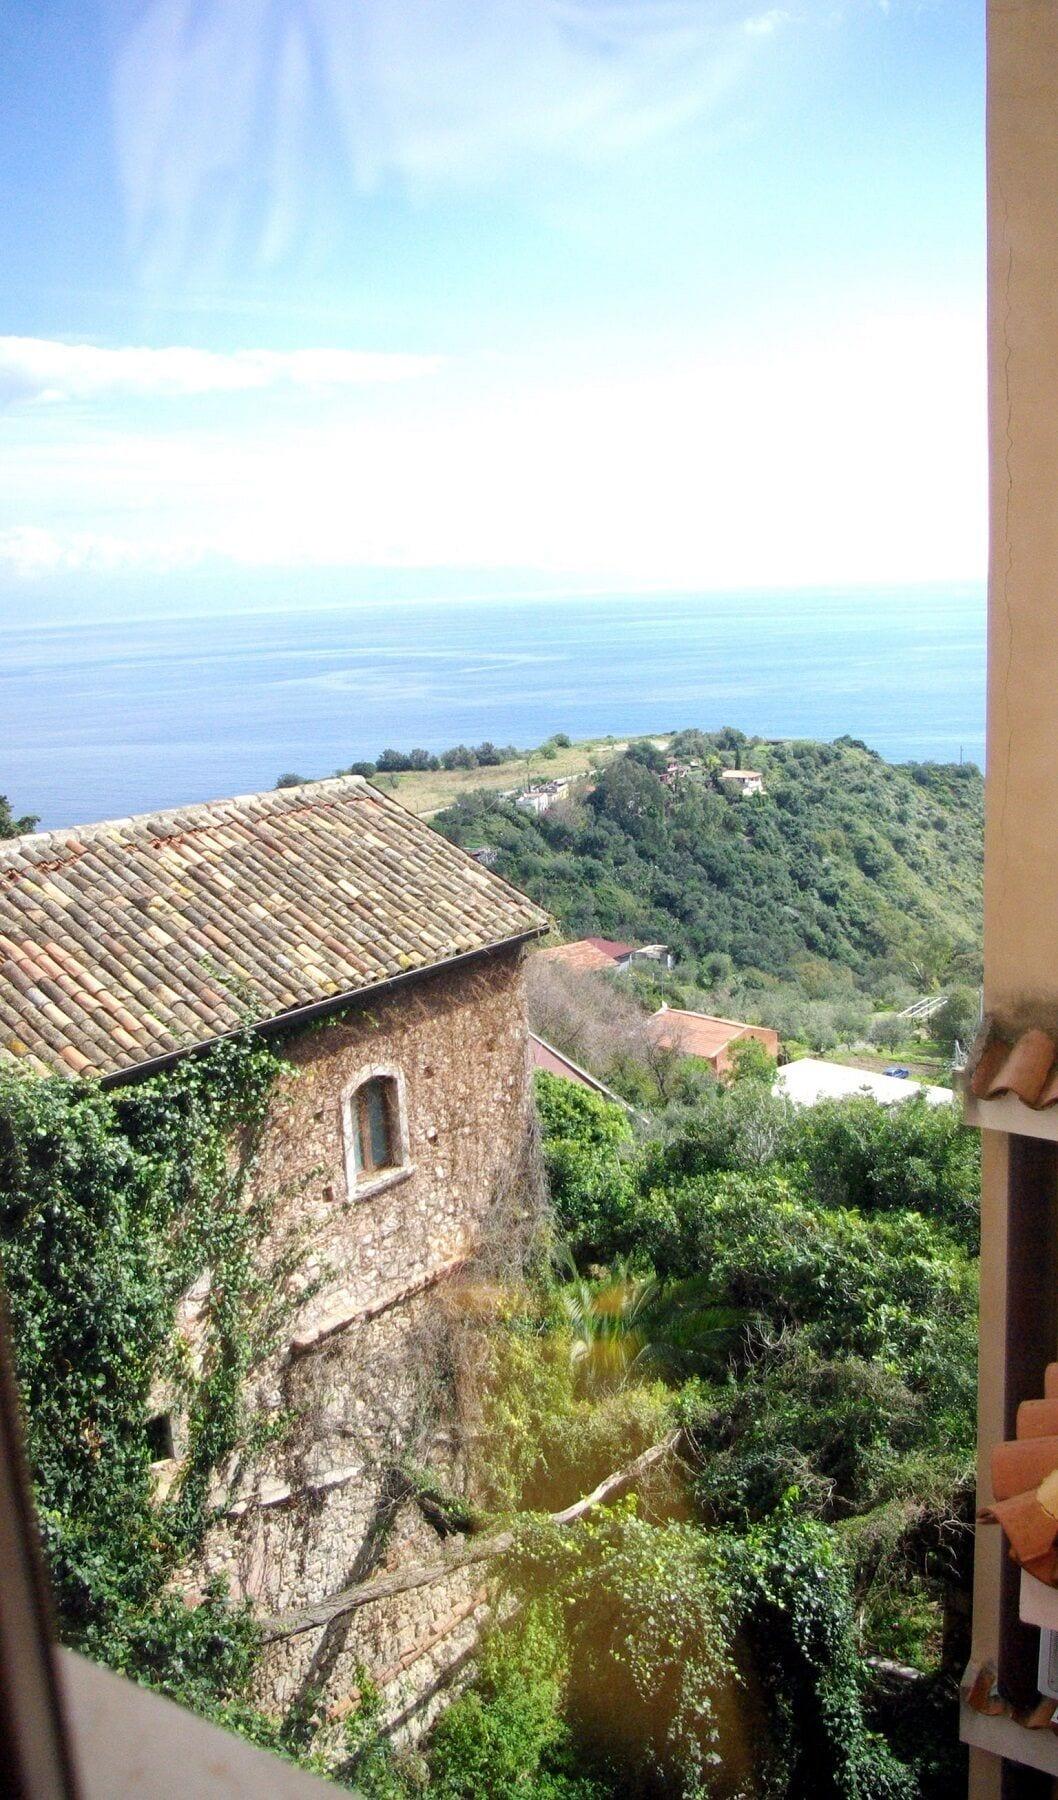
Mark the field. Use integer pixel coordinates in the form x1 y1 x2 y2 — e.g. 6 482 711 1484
370 733 668 816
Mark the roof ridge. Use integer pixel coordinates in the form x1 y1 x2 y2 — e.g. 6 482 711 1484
0 774 372 862
653 1006 749 1030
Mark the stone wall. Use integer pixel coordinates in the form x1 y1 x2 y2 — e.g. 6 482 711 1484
187 942 536 1733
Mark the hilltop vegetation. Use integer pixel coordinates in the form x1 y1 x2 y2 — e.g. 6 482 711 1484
276 731 638 818
437 731 983 999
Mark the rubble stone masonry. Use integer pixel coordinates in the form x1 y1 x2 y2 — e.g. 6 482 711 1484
183 942 536 1735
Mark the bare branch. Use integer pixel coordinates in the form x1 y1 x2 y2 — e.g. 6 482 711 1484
260 1429 683 1644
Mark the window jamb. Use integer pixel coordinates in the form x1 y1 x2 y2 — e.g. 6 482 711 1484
341 1065 412 1199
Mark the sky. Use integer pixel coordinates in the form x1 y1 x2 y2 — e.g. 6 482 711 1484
0 0 985 618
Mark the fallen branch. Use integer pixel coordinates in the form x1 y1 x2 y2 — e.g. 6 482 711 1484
260 1429 682 1644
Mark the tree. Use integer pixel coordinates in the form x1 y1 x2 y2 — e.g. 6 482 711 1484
0 795 38 836
728 1038 777 1084
625 739 667 774
868 1013 906 1051
275 773 308 788
933 985 980 1058
587 757 664 835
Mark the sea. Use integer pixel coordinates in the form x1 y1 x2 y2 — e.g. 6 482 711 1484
1 583 986 832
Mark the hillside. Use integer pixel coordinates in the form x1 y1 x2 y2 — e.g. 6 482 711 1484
437 730 983 994
278 731 665 816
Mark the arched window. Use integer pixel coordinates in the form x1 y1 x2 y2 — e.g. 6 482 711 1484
342 1067 411 1196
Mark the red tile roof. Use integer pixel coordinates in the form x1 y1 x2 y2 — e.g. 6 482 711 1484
644 1008 779 1063
0 777 548 1081
982 1362 1058 1586
969 1025 1058 1109
535 940 622 975
582 937 637 960
529 1034 624 1101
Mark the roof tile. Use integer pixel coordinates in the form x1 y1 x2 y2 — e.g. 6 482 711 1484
969 1025 1058 1108
0 777 547 1081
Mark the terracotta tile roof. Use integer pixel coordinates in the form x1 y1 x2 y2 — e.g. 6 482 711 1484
969 1024 1058 1109
0 777 548 1081
982 1362 1058 1586
644 1009 780 1063
529 1033 626 1103
534 940 621 975
582 937 637 960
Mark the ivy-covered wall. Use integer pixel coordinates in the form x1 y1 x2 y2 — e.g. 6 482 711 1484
0 941 538 1749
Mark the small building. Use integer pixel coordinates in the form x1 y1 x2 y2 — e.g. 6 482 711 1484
644 1006 779 1078
515 779 569 816
775 1057 953 1109
0 775 549 1729
468 844 500 868
720 768 765 797
536 937 672 976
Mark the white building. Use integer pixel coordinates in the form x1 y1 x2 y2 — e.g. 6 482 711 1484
720 768 765 796
774 1057 954 1109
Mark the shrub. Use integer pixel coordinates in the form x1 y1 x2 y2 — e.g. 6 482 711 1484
427 1604 603 1799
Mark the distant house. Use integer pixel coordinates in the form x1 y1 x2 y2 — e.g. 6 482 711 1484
536 937 672 975
720 768 765 797
515 778 570 815
529 1033 628 1105
644 1006 779 1078
775 1058 953 1109
468 844 500 868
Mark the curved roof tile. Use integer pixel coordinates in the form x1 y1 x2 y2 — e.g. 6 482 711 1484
0 777 548 1081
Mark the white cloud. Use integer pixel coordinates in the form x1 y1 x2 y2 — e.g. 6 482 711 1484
0 337 440 407
0 305 987 590
744 10 791 36
0 526 201 578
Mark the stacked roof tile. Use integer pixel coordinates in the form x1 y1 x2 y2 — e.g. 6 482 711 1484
0 777 548 1081
982 1362 1058 1586
969 1026 1058 1109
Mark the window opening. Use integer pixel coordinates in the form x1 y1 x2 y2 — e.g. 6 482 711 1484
146 1412 175 1462
349 1075 402 1181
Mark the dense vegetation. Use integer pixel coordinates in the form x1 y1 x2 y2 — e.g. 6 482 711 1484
0 1030 979 1796
437 731 983 1000
0 1037 305 1744
0 739 983 1795
393 1067 978 1800
276 732 571 785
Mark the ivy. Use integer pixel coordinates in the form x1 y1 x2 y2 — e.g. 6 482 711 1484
0 1033 290 1724
508 1501 915 1799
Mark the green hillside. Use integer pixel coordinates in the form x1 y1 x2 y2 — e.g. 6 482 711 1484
437 730 983 993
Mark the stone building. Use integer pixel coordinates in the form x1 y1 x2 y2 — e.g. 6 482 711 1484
0 775 548 1738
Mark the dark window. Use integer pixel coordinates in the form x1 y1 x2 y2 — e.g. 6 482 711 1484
146 1413 175 1462
351 1077 399 1178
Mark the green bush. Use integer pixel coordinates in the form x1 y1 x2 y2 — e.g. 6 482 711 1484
427 1604 604 1799
785 1093 979 1249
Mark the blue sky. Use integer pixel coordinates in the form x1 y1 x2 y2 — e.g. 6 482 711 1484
0 0 985 613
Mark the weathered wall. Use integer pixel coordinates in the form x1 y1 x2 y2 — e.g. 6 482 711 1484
186 943 536 1734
